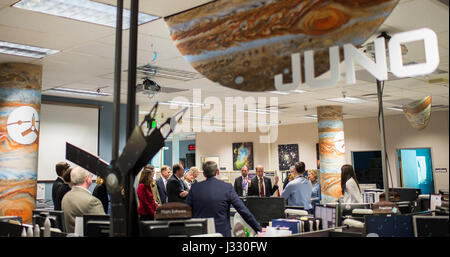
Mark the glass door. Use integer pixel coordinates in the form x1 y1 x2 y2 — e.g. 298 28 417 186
397 148 434 194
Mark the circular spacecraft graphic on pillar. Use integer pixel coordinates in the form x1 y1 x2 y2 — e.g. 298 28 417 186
6 106 40 145
334 131 345 154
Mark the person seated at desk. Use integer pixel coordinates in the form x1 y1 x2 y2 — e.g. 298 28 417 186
281 162 313 212
186 161 262 237
61 166 105 234
248 165 279 197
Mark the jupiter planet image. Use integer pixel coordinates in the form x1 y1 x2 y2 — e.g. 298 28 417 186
402 96 432 130
0 63 42 224
317 105 345 203
165 0 400 92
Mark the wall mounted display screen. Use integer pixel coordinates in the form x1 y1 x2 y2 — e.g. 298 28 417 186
352 151 383 189
37 104 99 181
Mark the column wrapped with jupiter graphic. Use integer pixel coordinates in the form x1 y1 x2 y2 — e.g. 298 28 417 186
0 63 42 224
317 106 345 203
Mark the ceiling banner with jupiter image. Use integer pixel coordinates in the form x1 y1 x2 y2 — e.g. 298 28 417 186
402 96 432 131
164 0 400 92
0 63 42 224
317 105 345 203
278 144 299 171
233 142 254 170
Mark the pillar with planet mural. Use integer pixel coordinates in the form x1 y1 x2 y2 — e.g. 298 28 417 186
317 105 345 203
0 63 42 224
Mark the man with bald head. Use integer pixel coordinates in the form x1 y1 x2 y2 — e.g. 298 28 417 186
234 165 252 197
61 166 105 233
249 165 279 197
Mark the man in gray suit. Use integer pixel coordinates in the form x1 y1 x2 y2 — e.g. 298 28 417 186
61 166 105 233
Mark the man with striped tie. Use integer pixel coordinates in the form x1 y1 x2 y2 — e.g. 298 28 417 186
249 165 279 197
234 166 252 197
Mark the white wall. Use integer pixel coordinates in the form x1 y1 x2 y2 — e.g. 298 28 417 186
196 110 449 193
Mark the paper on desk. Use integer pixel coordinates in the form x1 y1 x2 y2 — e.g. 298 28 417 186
37 183 45 200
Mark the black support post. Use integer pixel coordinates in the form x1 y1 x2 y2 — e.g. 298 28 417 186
125 0 140 237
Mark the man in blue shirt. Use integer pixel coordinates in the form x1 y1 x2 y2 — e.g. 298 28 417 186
281 161 312 211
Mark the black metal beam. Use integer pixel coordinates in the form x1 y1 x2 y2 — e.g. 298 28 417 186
125 0 140 237
112 0 123 162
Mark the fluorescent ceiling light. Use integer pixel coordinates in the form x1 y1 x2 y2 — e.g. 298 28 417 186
267 89 306 95
301 114 317 119
239 108 279 114
386 107 404 112
0 40 59 58
326 97 371 104
267 91 289 95
290 89 307 93
159 101 209 108
45 87 111 97
12 0 159 29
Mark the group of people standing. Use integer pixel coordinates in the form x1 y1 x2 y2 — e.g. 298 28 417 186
233 162 363 213
233 162 321 213
136 163 200 220
51 159 362 236
52 162 108 233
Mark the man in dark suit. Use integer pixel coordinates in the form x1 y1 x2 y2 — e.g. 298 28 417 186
249 165 279 197
52 161 70 210
186 161 262 237
233 165 251 197
156 165 171 204
166 164 188 203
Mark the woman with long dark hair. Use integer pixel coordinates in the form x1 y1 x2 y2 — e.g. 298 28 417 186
137 166 159 220
340 164 363 203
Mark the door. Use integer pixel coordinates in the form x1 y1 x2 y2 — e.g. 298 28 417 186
398 148 434 194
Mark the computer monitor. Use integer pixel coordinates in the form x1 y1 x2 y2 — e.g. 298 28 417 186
389 188 421 202
85 220 110 237
364 214 414 237
413 215 449 237
429 194 442 211
314 205 336 229
32 209 65 232
245 197 285 225
140 218 209 237
340 203 372 217
83 214 110 237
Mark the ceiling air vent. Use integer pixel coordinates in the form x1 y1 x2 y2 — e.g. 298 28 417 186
137 64 203 81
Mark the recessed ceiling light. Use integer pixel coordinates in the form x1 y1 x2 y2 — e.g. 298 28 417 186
301 114 317 119
0 40 59 58
326 97 371 104
159 101 209 108
386 107 404 112
12 0 159 29
266 89 306 95
45 87 111 97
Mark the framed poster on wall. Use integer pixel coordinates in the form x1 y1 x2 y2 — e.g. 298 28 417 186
201 156 220 167
232 142 254 170
278 144 299 171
